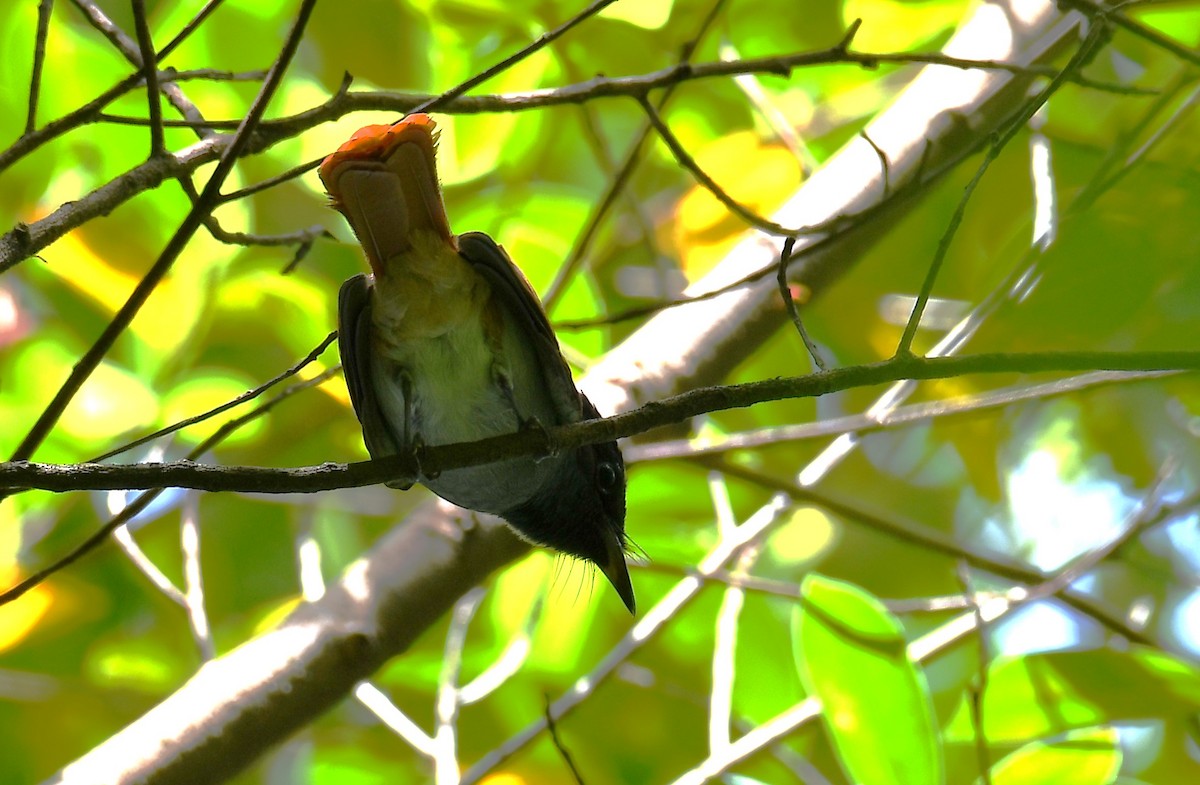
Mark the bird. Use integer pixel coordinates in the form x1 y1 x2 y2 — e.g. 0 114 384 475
319 114 635 613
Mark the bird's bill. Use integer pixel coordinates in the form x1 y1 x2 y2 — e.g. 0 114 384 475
319 114 454 277
600 533 636 615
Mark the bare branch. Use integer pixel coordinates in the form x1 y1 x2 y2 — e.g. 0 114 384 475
3 42 1134 271
542 0 731 310
130 0 165 154
24 0 54 135
3 0 321 466
895 20 1110 355
2 350 1196 498
776 236 827 369
414 0 621 115
88 331 338 464
1060 0 1200 67
626 370 1172 462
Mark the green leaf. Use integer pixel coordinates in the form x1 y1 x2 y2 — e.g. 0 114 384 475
987 727 1121 785
944 648 1200 743
794 574 944 785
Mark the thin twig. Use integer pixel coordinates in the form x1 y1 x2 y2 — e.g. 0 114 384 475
1082 76 1200 209
433 588 487 784
413 0 620 115
625 370 1171 463
561 57 658 260
131 0 165 155
177 167 334 249
159 0 226 60
1060 0 1200 67
552 210 870 330
25 0 54 135
457 599 539 704
0 365 341 607
710 542 758 753
721 39 819 175
776 236 827 370
88 331 337 464
957 563 992 785
859 131 890 195
355 682 438 755
895 22 1109 355
219 156 324 203
542 0 731 310
5 0 320 466
112 518 187 605
181 491 215 660
545 695 587 785
639 97 800 237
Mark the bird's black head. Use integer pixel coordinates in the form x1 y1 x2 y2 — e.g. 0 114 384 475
501 431 633 614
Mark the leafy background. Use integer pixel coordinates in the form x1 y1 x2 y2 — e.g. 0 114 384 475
2 0 1200 783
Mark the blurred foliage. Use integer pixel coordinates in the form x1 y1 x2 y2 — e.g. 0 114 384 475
2 0 1200 784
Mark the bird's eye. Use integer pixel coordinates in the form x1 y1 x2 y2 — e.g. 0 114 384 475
597 462 618 490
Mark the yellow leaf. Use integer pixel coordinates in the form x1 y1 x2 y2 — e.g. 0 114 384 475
670 131 803 280
0 567 53 653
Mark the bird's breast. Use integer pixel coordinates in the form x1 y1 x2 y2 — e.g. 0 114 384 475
368 270 562 514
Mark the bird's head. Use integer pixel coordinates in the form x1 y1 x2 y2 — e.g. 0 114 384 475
501 407 634 614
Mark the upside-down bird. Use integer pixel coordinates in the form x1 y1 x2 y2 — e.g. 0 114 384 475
320 114 635 613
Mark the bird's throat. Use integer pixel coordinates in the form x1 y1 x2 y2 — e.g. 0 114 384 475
371 235 491 343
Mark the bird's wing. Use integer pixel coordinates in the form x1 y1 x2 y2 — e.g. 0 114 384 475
457 231 585 426
338 273 400 459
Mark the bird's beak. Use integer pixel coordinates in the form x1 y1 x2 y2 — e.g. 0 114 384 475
599 533 636 615
318 114 454 278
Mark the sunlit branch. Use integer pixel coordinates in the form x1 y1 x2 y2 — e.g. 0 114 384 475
462 493 794 783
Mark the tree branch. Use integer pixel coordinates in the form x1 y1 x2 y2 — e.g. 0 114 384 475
2 39 1130 272
4 0 320 465
34 4 1111 783
5 350 1197 496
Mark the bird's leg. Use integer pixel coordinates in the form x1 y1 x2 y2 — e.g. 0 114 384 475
491 362 532 431
396 369 424 488
491 363 556 459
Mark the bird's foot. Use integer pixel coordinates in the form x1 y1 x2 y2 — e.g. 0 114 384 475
412 434 439 481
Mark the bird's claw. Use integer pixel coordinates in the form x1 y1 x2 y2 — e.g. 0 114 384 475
412 434 439 481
